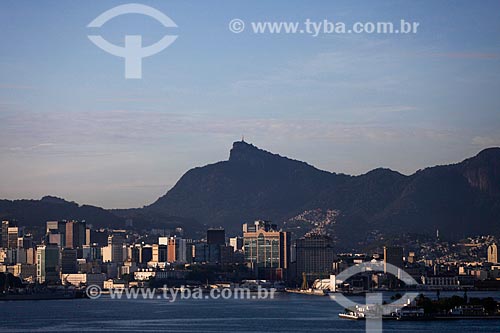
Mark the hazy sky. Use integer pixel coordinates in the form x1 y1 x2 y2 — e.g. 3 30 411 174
1 1 500 208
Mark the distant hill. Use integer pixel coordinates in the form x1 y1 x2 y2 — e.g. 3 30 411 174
0 196 123 228
1 142 499 246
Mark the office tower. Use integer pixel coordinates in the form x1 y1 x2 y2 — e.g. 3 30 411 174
36 244 60 284
46 221 66 234
407 252 416 264
65 221 86 249
295 234 335 278
61 248 78 274
383 246 404 273
141 245 153 263
7 227 19 249
176 239 189 263
167 237 177 262
158 236 169 245
243 220 290 280
229 237 243 251
2 221 10 248
166 237 189 263
18 235 33 249
152 244 168 263
85 228 91 246
108 233 125 263
207 228 225 245
46 221 66 247
488 244 498 264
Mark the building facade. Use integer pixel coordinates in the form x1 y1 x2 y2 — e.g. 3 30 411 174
295 234 335 280
36 244 60 284
243 220 290 280
488 244 498 264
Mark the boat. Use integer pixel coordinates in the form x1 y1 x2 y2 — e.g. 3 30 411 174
339 311 365 320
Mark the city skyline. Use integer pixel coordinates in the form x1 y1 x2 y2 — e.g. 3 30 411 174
1 1 500 208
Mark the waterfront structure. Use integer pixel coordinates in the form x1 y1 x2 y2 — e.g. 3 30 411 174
7 263 37 280
62 273 106 288
36 244 60 284
488 244 498 264
421 275 459 288
243 220 290 280
295 234 335 280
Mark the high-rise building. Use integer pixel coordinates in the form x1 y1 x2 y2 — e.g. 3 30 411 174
17 235 33 249
61 248 78 274
65 221 86 249
46 221 66 234
407 252 416 264
1 220 9 248
383 246 404 273
229 237 243 251
152 244 168 263
7 227 19 249
488 244 498 264
207 228 225 245
243 220 290 280
46 221 66 247
36 244 60 284
165 237 190 263
108 233 125 263
295 234 335 279
158 236 169 245
85 228 91 246
140 245 153 263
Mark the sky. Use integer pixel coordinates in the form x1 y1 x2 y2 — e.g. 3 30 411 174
1 0 500 208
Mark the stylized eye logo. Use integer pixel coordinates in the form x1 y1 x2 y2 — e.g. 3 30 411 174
87 3 178 79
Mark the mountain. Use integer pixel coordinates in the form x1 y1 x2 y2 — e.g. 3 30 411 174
146 142 500 243
146 141 347 233
1 142 499 246
0 196 124 229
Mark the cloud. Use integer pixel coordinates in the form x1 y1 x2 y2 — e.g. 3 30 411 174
431 53 500 59
472 136 500 146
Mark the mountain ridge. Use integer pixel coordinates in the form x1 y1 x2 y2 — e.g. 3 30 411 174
1 142 499 246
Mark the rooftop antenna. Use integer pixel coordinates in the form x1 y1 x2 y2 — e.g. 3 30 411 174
242 135 245 142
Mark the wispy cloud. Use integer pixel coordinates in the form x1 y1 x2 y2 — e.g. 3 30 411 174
431 52 500 59
0 84 36 90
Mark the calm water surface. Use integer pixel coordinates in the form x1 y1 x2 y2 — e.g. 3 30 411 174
1 291 500 332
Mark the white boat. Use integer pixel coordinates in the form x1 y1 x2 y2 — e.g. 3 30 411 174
339 311 366 320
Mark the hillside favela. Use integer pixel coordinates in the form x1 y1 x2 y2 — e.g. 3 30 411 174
2 1 500 333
